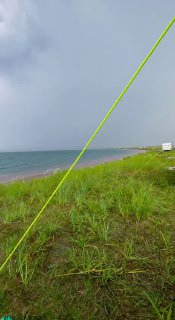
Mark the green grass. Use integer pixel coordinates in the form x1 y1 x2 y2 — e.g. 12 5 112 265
1 150 175 319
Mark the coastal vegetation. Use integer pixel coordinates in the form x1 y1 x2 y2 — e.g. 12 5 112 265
0 149 175 319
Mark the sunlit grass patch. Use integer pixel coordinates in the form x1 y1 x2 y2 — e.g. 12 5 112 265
114 179 167 220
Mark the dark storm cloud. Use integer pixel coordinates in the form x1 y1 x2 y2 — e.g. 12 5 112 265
0 0 175 151
0 1 49 74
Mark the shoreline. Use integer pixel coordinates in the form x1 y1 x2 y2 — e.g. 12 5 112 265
0 149 145 184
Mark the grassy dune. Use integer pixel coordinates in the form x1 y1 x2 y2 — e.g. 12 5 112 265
0 150 175 319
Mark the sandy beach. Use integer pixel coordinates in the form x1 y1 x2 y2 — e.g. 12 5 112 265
0 149 145 184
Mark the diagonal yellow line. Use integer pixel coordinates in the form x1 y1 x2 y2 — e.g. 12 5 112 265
0 17 174 273
48 151 158 279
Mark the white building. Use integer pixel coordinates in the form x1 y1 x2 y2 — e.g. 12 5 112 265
162 143 172 151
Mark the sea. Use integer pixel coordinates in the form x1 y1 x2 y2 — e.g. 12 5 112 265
0 148 143 183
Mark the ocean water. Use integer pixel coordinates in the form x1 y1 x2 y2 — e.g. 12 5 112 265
0 149 142 183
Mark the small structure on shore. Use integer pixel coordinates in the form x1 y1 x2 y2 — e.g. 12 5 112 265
162 142 172 151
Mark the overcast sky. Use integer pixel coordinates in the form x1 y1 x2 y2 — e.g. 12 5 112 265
0 0 175 151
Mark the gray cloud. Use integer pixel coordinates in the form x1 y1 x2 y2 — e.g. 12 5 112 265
0 0 49 74
0 0 175 151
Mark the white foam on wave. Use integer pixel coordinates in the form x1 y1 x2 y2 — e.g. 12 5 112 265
44 167 60 175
